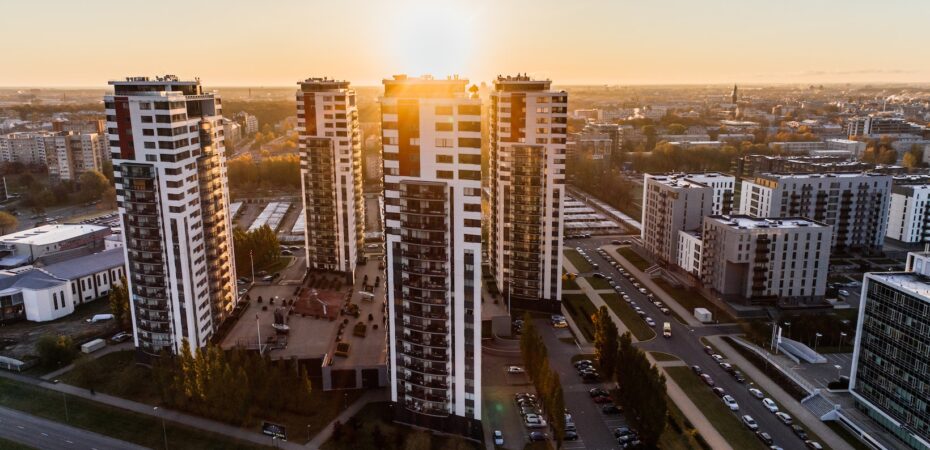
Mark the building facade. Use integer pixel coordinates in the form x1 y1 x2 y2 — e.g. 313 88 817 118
381 75 482 438
488 75 567 312
641 173 733 265
0 131 107 180
700 215 831 306
851 252 930 450
105 75 237 357
740 173 892 252
296 78 364 281
887 178 930 244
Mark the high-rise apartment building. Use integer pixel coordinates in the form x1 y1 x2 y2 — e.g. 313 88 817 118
296 78 364 280
105 75 236 356
887 176 930 244
641 173 734 265
699 215 831 306
739 173 892 251
0 131 107 180
381 75 482 438
489 75 567 311
851 251 930 449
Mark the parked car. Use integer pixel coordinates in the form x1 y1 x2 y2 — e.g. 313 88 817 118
720 362 734 373
712 387 726 398
775 412 793 425
804 441 823 450
748 388 764 399
593 395 613 404
589 387 608 397
703 345 714 355
722 395 739 411
564 431 579 441
756 431 773 445
644 317 656 327
602 404 622 415
109 331 131 343
732 371 746 383
691 365 702 374
792 425 809 440
742 415 759 431
700 374 715 386
493 430 504 446
574 359 593 369
762 398 779 413
528 431 546 441
712 354 725 363
613 427 634 438
507 366 525 374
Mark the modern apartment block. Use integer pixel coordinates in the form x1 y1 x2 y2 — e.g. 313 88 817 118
851 252 930 450
847 114 928 138
740 173 892 252
887 176 930 244
700 215 831 306
296 78 364 281
488 75 567 312
381 75 482 438
0 130 108 180
641 173 734 265
105 75 237 357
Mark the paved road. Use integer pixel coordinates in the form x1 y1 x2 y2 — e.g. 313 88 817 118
571 237 808 450
0 405 147 450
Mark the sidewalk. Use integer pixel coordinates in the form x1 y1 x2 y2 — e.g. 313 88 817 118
306 389 388 448
42 341 133 381
706 335 848 450
603 245 702 327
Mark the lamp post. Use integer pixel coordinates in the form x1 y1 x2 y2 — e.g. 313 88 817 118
814 332 823 352
834 364 842 381
250 250 255 283
154 407 168 450
307 424 312 443
839 332 848 351
256 314 262 355
62 392 69 423
783 321 792 339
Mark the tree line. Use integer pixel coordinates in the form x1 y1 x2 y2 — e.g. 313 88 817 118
519 315 567 448
227 154 300 191
232 225 281 275
152 341 313 425
592 306 668 448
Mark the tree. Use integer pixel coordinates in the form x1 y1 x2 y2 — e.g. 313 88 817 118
615 332 667 448
0 211 17 234
547 373 567 448
592 306 620 380
77 170 110 202
233 225 281 275
666 123 687 135
35 335 77 368
108 276 131 331
903 146 924 169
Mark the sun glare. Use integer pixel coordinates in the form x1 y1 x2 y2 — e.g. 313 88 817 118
389 2 477 78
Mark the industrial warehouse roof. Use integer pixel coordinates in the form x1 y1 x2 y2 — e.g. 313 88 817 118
0 224 108 246
0 269 66 293
42 248 124 280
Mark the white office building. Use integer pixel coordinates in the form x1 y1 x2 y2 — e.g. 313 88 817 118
489 75 567 311
296 78 364 281
381 75 482 438
641 173 734 265
700 215 831 306
740 173 892 252
105 75 237 357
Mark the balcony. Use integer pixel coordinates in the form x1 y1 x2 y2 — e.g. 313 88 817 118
401 265 447 277
403 321 448 334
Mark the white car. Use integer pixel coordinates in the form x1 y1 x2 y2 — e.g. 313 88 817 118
762 398 779 413
644 317 656 327
493 430 504 446
775 412 793 425
748 388 764 399
722 395 739 411
507 366 525 374
711 354 725 363
742 414 758 431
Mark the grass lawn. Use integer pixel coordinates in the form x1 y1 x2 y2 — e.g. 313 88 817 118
562 293 597 341
665 366 766 450
562 277 580 291
598 293 656 341
617 247 651 271
0 377 268 449
59 350 360 445
653 279 735 323
585 276 613 290
564 249 593 272
650 352 678 362
661 396 711 450
321 402 479 450
0 438 34 450
826 421 871 450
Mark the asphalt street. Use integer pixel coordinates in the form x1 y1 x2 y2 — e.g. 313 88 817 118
570 236 810 450
0 405 146 450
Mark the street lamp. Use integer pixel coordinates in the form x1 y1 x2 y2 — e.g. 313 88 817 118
839 332 848 351
814 332 823 352
834 364 842 381
154 406 168 450
62 392 69 423
307 424 312 443
783 321 792 339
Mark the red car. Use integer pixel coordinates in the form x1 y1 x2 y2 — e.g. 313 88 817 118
593 395 613 404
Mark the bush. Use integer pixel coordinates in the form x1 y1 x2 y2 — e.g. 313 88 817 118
35 335 77 368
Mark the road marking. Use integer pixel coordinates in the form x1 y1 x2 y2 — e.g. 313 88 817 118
16 425 24 429
66 440 73 444
41 432 48 437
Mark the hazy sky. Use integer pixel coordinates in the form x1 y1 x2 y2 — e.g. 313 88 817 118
2 0 929 87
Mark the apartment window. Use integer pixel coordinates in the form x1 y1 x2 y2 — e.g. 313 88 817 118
436 155 453 163
436 138 454 148
464 219 481 228
435 105 453 115
458 105 480 115
458 138 481 148
459 154 480 165
437 170 454 179
435 122 453 132
141 116 153 123
459 170 480 180
459 121 480 132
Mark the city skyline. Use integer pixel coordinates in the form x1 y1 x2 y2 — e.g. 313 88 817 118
3 0 930 87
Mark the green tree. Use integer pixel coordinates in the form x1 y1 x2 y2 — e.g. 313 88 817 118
548 373 567 448
233 225 281 275
0 211 18 234
77 170 110 202
592 306 620 380
107 276 131 331
615 332 667 448
35 334 77 368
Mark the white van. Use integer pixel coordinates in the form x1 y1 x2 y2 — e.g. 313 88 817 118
86 314 114 324
663 322 672 338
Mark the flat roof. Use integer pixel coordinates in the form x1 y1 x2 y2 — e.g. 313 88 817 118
706 215 828 230
868 272 930 300
756 172 888 181
646 173 731 189
42 248 124 280
0 224 108 246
